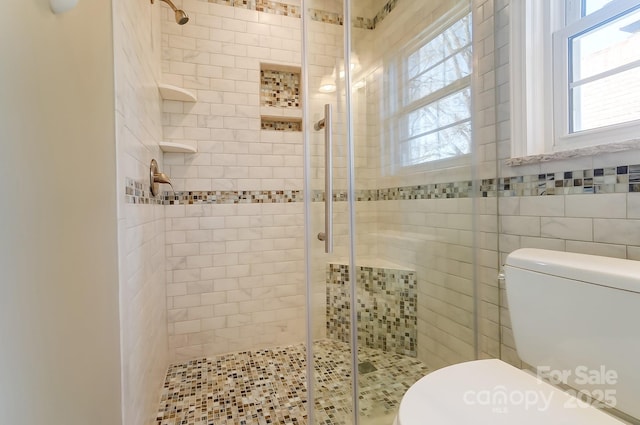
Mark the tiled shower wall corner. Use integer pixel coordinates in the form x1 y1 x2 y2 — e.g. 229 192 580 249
160 0 306 361
494 0 640 368
113 0 169 423
326 263 418 356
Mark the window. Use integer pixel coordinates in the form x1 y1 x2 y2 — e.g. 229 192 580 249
388 9 472 169
511 0 640 158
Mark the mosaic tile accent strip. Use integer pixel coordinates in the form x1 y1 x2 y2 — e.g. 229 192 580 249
308 0 400 29
311 181 475 202
156 339 429 425
260 69 301 108
163 190 302 205
203 0 301 18
261 119 302 131
492 164 640 197
125 177 163 205
372 0 399 28
307 8 345 27
127 162 640 205
326 264 418 357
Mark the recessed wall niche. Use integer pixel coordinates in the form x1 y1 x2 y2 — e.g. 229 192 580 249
260 63 302 131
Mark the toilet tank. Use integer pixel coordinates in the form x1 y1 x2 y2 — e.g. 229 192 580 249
504 248 640 420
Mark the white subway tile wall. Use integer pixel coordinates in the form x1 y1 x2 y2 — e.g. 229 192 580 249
113 0 169 424
161 0 306 360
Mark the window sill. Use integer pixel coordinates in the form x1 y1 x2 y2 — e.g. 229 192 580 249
506 139 640 166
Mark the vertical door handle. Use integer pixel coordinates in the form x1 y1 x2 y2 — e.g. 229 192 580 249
315 104 333 253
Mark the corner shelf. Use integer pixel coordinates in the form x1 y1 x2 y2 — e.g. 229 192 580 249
159 141 197 154
158 84 197 102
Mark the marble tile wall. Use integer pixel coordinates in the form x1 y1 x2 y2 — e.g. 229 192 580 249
160 0 306 360
113 0 169 424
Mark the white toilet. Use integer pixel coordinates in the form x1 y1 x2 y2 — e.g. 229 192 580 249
395 248 640 424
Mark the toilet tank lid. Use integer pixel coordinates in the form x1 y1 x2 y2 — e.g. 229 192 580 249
505 249 640 294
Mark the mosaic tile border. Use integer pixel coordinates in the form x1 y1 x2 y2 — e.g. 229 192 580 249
311 181 475 202
125 178 163 205
203 0 301 18
126 163 640 205
195 0 400 30
308 0 400 29
163 190 302 204
489 164 640 197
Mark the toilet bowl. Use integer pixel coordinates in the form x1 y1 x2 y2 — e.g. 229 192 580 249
395 359 624 424
395 249 640 424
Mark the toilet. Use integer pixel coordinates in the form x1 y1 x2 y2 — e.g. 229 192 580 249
395 248 640 424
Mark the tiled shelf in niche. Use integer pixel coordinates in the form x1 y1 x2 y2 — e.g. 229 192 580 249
261 117 302 132
260 64 302 132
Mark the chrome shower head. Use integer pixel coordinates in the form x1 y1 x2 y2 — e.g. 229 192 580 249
174 9 189 25
151 0 189 25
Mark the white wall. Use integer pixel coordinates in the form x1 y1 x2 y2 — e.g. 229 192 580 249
0 1 122 425
112 0 169 423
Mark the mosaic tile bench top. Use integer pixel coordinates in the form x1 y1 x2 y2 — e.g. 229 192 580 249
326 263 417 357
156 339 429 425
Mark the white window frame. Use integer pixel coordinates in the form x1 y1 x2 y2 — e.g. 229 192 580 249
511 0 640 158
386 3 472 173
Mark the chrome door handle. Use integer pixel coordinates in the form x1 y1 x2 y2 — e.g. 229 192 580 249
315 104 333 253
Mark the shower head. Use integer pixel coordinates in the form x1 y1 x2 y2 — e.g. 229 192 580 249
151 0 189 25
174 9 189 25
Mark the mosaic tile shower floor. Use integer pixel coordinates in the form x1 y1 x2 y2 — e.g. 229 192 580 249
156 339 430 425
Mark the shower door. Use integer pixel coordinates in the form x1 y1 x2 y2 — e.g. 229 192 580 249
304 1 482 424
303 0 357 422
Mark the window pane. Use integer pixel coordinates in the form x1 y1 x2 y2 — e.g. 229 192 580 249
443 14 472 56
572 6 640 81
582 0 615 16
437 88 471 127
407 104 437 138
407 88 471 138
407 62 446 103
572 66 640 132
400 12 472 167
406 47 472 104
408 34 443 79
402 121 471 165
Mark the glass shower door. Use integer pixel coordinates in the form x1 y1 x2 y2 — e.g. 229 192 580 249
347 1 479 424
303 0 482 424
303 1 357 424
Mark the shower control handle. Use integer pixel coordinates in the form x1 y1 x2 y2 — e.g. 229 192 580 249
317 232 326 241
